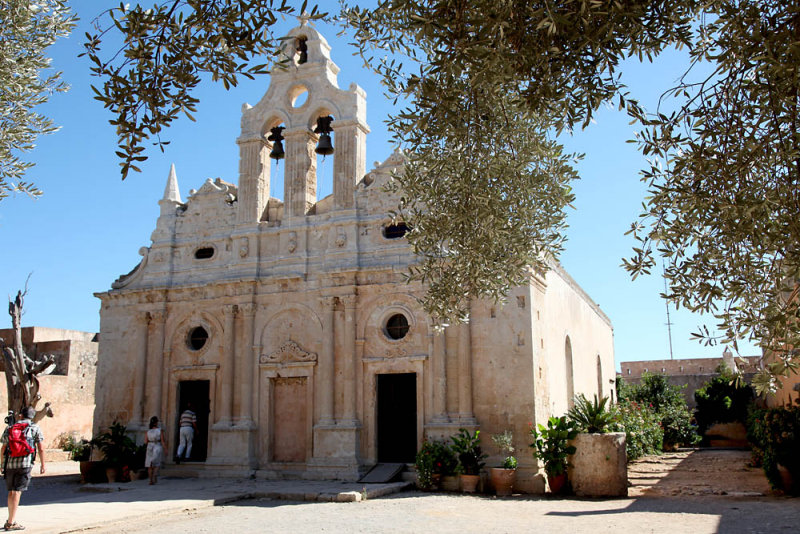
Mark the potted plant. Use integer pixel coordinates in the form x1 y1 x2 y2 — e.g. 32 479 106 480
128 444 148 481
529 416 578 494
450 428 487 493
490 430 517 496
91 422 137 483
414 440 438 490
63 436 93 483
434 441 459 491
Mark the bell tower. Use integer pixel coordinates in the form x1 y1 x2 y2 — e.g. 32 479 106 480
236 21 369 223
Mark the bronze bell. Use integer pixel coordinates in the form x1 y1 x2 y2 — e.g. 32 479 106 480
315 132 334 156
314 116 334 156
268 126 285 160
297 37 308 65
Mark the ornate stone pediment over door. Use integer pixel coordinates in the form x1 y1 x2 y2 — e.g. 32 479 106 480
260 340 317 365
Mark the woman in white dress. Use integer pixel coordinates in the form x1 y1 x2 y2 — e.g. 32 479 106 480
144 416 166 485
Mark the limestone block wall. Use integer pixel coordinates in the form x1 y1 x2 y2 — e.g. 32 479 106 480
0 327 97 448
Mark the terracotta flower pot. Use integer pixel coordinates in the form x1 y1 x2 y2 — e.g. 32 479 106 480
105 466 118 483
490 468 516 496
460 474 481 493
441 475 460 491
79 461 92 484
777 464 793 493
547 472 567 494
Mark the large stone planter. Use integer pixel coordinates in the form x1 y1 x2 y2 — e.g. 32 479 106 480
568 432 627 497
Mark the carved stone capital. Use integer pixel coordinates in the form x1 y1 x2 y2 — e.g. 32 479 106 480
319 295 337 309
339 294 358 309
223 304 238 317
260 340 317 364
239 303 257 316
147 310 167 323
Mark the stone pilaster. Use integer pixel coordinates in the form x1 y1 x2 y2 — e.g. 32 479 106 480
131 312 150 428
236 136 269 224
284 129 317 217
149 309 167 421
444 325 459 417
318 296 336 425
458 319 476 424
215 305 237 428
332 122 367 210
340 294 358 425
431 327 448 423
236 303 256 428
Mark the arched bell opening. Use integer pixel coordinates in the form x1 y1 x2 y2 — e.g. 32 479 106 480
264 118 287 203
295 35 308 65
312 114 336 204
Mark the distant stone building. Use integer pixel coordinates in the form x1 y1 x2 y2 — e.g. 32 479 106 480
0 327 97 448
93 22 614 492
619 350 761 409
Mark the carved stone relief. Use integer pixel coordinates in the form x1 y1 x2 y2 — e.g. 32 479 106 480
260 340 318 364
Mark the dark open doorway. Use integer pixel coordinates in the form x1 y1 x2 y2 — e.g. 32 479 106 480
176 380 210 462
377 373 417 463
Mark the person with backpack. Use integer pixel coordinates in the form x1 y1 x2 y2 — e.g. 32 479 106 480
0 406 45 531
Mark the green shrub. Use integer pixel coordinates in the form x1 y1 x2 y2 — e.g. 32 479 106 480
746 404 800 493
660 403 701 449
618 374 699 449
694 364 754 435
615 401 663 461
568 394 619 433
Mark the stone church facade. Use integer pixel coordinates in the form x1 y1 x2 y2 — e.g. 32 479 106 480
94 23 614 492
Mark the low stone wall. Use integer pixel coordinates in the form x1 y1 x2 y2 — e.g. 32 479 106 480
568 432 627 497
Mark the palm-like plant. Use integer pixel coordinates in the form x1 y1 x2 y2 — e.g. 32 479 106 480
568 394 619 433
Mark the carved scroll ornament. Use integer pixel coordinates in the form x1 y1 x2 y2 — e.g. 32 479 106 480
260 340 317 364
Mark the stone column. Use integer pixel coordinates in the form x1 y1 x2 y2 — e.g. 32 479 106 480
132 312 150 427
332 122 367 210
217 305 237 426
318 296 336 425
236 136 269 224
431 327 448 422
149 310 167 420
340 294 358 425
237 303 256 427
284 129 317 218
458 319 475 422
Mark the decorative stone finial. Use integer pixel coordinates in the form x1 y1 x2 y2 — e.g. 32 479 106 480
299 11 311 26
162 163 182 203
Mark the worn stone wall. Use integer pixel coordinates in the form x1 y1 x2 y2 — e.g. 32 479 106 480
0 327 97 448
618 355 761 409
538 263 616 417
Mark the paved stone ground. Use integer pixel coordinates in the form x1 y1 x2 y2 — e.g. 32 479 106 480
628 449 771 497
6 450 799 533
82 449 798 534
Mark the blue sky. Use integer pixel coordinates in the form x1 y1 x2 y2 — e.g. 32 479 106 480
0 1 758 367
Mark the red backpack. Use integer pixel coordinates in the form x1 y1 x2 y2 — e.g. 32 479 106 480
7 422 34 458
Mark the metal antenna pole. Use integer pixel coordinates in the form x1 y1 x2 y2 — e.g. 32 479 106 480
663 261 675 360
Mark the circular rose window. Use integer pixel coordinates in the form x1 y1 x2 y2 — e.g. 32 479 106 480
385 313 410 340
188 326 209 351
